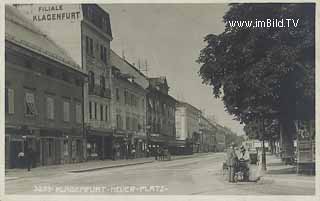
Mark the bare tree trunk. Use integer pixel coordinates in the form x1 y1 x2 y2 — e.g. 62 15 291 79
269 140 274 155
280 117 295 164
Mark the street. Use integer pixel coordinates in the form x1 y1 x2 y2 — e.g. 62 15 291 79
5 153 315 195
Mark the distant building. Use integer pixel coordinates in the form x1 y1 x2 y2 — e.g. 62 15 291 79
5 5 86 168
214 125 226 152
146 77 177 152
199 115 216 152
15 4 114 160
110 50 148 159
175 101 201 154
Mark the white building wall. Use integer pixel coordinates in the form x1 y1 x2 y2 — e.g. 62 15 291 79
175 106 187 140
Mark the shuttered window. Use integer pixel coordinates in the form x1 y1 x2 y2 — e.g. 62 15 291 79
25 92 36 115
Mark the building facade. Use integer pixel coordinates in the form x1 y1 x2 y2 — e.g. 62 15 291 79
5 6 86 168
199 115 216 153
82 4 113 160
16 4 114 160
175 101 201 154
215 125 227 152
147 77 176 153
110 50 148 159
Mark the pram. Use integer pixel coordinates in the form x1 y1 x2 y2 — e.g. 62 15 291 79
234 158 250 182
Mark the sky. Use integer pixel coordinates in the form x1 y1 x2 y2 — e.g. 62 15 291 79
102 4 245 135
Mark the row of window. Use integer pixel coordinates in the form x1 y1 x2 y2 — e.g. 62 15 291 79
88 71 106 91
86 35 108 63
84 5 110 32
148 98 175 116
89 101 109 121
116 114 144 131
116 88 144 108
5 88 82 123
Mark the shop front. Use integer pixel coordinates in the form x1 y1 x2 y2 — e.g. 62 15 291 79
147 133 167 156
5 125 85 169
168 139 186 155
112 129 130 160
132 131 147 158
5 125 40 169
86 128 113 160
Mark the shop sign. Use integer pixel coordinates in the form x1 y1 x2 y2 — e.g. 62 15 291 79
150 133 160 137
32 5 81 22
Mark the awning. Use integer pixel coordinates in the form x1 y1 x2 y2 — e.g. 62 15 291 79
168 140 186 147
87 129 112 136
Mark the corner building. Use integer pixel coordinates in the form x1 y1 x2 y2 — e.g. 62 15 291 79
5 6 86 168
146 77 177 153
16 4 114 160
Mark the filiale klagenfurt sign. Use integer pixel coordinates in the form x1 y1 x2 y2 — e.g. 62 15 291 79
33 5 80 22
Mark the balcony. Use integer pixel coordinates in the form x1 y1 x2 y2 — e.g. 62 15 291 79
89 84 111 98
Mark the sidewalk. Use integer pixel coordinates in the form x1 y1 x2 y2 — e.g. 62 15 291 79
5 157 154 181
258 153 315 185
5 152 213 181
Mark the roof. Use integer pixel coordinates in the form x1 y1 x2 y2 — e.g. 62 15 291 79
5 5 81 71
176 101 201 113
110 49 149 89
149 76 168 88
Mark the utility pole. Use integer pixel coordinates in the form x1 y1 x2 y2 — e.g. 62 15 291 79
139 59 149 76
138 58 141 71
122 49 125 60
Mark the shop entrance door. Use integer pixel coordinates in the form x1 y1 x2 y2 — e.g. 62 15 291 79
10 140 23 168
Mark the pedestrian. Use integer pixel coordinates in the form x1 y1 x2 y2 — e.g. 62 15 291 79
154 146 158 160
157 147 162 161
17 150 25 169
25 147 33 171
112 146 117 161
131 147 136 159
226 142 238 182
240 145 246 159
146 148 150 158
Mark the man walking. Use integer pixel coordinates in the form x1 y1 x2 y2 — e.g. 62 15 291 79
227 142 238 182
25 147 33 171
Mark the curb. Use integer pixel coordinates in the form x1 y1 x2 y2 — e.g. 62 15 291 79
68 160 154 173
171 153 213 161
5 177 20 181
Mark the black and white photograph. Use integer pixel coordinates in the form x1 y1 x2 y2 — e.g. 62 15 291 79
2 0 317 198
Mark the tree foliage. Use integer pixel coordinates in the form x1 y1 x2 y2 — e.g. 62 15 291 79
197 3 315 128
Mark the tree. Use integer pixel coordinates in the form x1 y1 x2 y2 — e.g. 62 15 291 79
197 3 315 161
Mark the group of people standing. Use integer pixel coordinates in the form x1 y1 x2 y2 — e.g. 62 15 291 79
226 143 250 182
152 146 170 161
112 144 137 160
